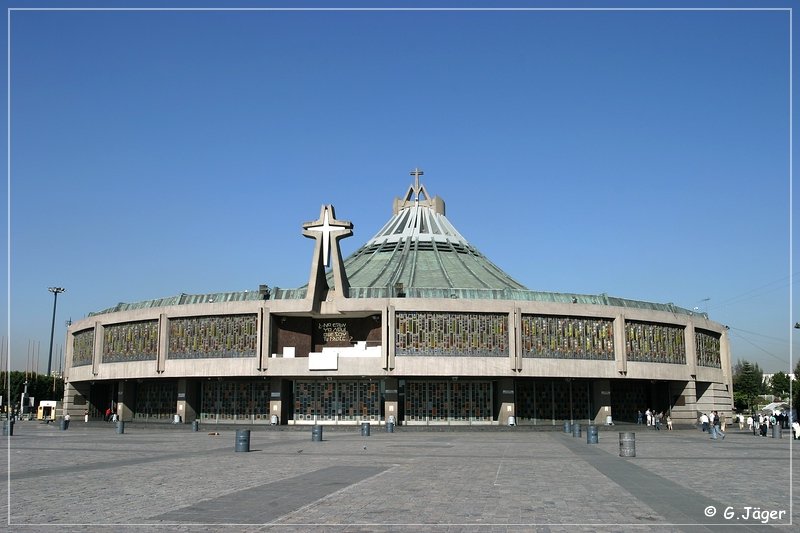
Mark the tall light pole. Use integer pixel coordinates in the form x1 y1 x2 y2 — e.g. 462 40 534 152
47 287 65 377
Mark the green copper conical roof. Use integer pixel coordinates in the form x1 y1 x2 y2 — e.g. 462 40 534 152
339 169 529 295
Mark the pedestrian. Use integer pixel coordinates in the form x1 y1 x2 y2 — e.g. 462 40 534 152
667 414 673 430
710 410 724 440
637 410 643 425
105 407 112 422
84 409 89 423
700 412 709 432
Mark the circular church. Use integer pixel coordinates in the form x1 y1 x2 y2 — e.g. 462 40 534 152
63 170 733 427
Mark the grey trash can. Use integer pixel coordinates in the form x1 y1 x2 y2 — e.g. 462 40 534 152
311 425 323 442
116 421 125 434
192 420 199 432
2 420 13 436
587 425 598 444
60 419 69 431
270 414 279 425
386 421 395 433
772 425 781 439
235 429 251 452
619 432 635 457
563 420 571 433
572 423 581 438
361 422 370 436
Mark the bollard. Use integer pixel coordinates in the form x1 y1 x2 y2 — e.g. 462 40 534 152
619 432 635 457
772 425 781 439
311 425 323 442
587 425 598 444
573 423 581 438
361 422 371 437
116 421 125 434
386 421 395 433
192 420 199 432
60 419 69 431
235 429 251 452
563 420 571 433
2 420 13 436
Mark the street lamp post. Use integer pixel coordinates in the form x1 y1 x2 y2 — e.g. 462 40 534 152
46 287 65 377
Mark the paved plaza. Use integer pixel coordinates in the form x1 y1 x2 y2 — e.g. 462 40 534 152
1 420 797 532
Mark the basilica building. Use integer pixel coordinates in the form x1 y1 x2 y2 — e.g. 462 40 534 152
63 170 732 427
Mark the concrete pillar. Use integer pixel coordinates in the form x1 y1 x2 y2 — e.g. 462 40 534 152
498 378 515 425
117 381 136 422
384 377 399 424
62 382 90 419
593 379 612 425
269 377 283 424
177 379 197 423
668 380 695 427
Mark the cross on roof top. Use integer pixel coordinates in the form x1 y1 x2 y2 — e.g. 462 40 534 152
410 168 425 202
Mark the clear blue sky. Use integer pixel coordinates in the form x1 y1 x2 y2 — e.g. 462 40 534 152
3 2 796 375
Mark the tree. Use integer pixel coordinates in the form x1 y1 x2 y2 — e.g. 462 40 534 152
769 371 790 399
732 359 763 413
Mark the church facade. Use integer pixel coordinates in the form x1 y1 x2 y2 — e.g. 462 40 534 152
62 170 733 427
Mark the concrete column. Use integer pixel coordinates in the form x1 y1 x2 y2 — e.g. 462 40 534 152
62 381 90 419
593 379 612 425
116 381 136 422
511 308 521 371
269 377 283 424
613 315 626 375
384 377 399 423
498 378 515 425
685 323 697 379
669 380 696 427
92 322 103 376
258 308 271 371
157 314 167 374
387 306 395 370
177 379 197 423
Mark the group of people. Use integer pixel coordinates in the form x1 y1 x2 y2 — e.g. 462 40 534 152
698 411 726 439
637 409 673 430
745 412 797 438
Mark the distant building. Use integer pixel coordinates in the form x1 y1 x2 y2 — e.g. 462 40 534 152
63 170 733 427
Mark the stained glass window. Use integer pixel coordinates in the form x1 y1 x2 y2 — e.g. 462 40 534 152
625 321 686 364
103 320 158 363
403 381 492 422
72 329 94 367
521 315 614 360
134 381 177 420
168 315 257 359
395 312 507 356
695 329 721 368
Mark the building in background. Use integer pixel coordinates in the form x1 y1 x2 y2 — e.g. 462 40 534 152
63 170 733 427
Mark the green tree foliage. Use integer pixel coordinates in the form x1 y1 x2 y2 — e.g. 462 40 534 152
769 371 790 399
0 371 64 414
732 359 764 413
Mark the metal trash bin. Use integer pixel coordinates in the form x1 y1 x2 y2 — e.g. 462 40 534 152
192 420 199 432
311 425 323 442
587 425 598 444
235 429 251 452
361 422 371 436
386 421 395 433
572 423 581 438
619 432 635 457
563 420 572 433
60 418 69 431
507 416 516 427
116 421 125 434
2 420 13 436
270 414 279 425
772 425 781 439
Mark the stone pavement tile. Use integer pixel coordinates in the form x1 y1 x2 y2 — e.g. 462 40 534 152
2 423 797 532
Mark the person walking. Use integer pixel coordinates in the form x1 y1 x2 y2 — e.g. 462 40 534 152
84 409 89 423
